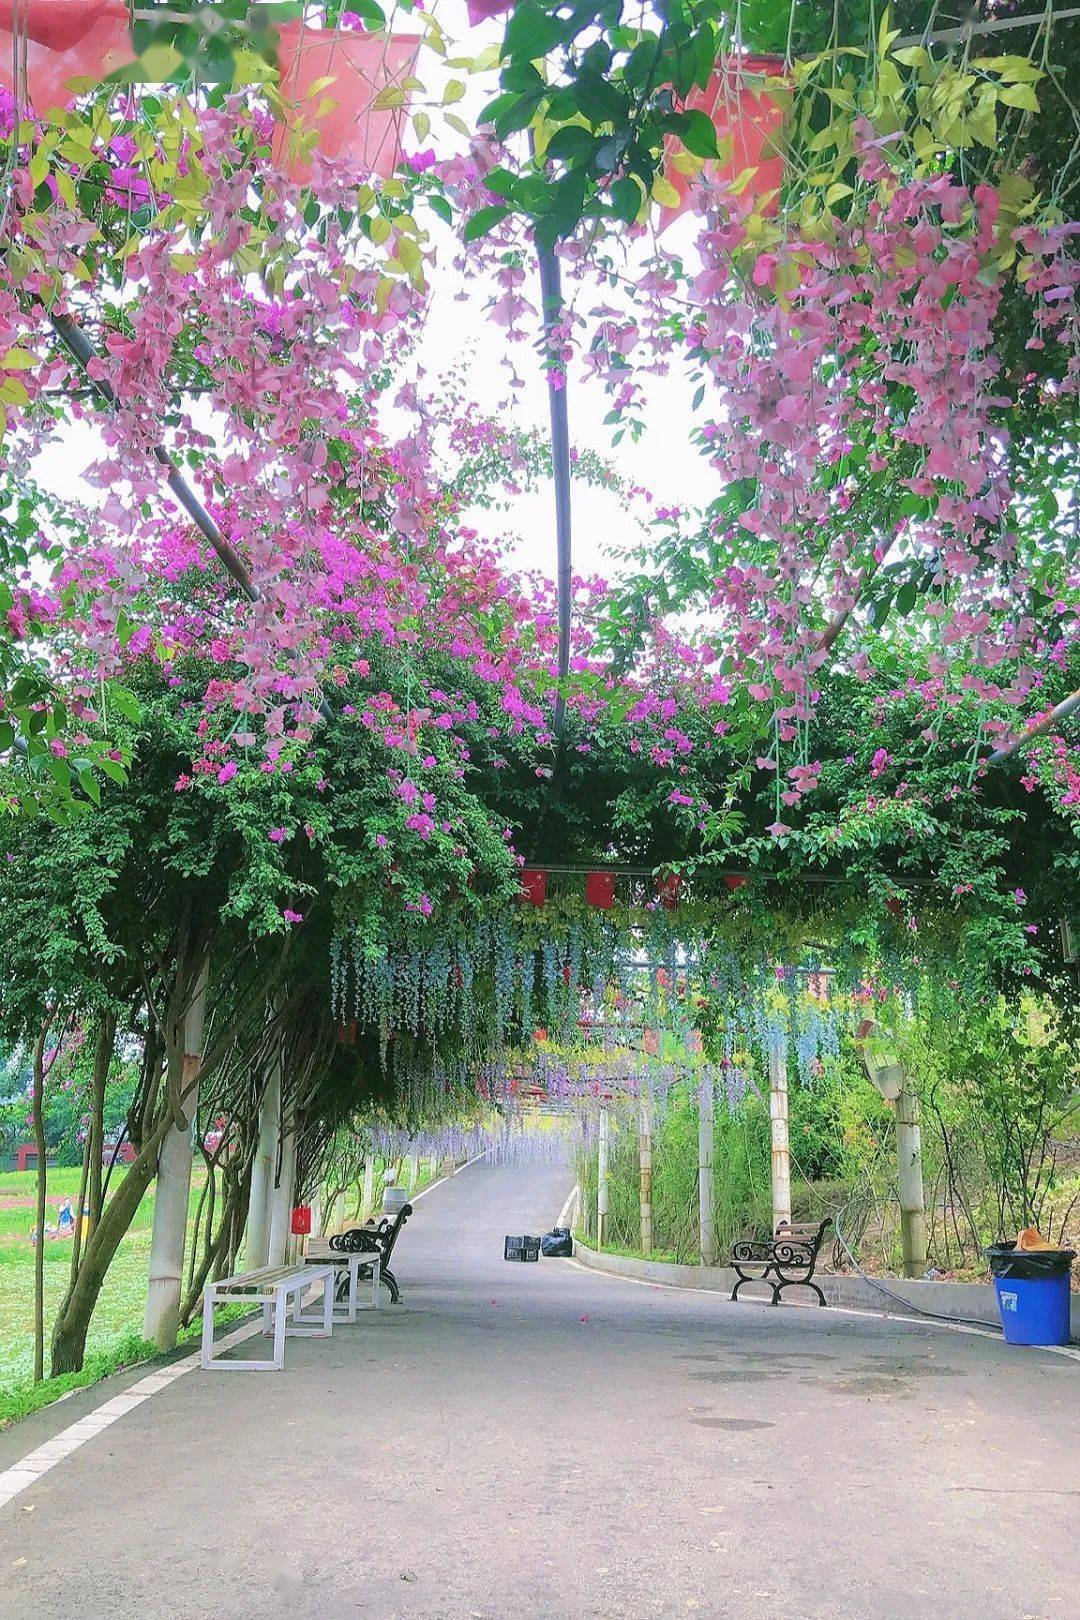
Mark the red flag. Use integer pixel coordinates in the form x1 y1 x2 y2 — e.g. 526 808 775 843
0 0 132 112
658 55 788 231
273 22 421 182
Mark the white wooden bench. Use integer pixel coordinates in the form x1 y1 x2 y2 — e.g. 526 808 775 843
301 1237 381 1323
201 1262 336 1372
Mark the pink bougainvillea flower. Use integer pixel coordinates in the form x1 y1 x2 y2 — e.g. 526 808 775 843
282 908 304 924
216 762 237 785
466 0 513 25
268 826 288 843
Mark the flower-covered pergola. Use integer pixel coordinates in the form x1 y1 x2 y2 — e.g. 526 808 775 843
0 0 1075 1379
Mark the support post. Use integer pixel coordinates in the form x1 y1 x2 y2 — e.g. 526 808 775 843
896 1079 927 1278
143 961 208 1350
267 1113 297 1267
768 1037 792 1232
427 1153 440 1185
360 1155 375 1221
596 1106 610 1250
404 1153 418 1193
698 1072 716 1267
244 1055 280 1268
639 1087 653 1256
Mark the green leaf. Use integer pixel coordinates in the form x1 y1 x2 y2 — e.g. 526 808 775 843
504 3 565 62
109 687 141 724
464 205 511 242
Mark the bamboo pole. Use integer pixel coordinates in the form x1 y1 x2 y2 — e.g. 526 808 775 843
639 1087 653 1256
698 1072 716 1267
768 1039 792 1232
143 962 208 1350
244 1056 280 1268
596 1106 610 1250
896 1080 928 1278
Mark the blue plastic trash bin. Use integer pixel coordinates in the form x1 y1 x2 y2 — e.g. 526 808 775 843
987 1245 1074 1347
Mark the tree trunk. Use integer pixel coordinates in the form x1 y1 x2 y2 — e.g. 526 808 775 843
50 1106 174 1375
87 1012 116 1227
143 961 208 1350
698 1072 716 1267
768 1039 792 1232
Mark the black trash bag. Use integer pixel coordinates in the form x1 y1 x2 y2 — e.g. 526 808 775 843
986 1242 1076 1281
541 1227 573 1258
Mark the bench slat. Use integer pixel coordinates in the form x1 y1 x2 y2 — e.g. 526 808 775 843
213 1264 329 1295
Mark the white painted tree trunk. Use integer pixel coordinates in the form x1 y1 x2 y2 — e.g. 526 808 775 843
267 1115 297 1267
244 1056 281 1268
639 1088 653 1256
596 1107 610 1249
698 1072 716 1266
896 1080 927 1278
404 1154 418 1192
768 1039 792 1232
427 1153 440 1185
143 963 208 1350
360 1155 375 1221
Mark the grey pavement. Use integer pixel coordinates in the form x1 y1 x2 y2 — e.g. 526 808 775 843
0 1158 1077 1620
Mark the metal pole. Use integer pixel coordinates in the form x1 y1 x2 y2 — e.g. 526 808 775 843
537 246 572 738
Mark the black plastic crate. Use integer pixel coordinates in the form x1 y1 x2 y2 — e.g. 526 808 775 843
504 1234 541 1262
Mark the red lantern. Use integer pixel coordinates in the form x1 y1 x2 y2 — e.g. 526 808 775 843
659 55 789 231
519 867 548 906
886 896 904 918
336 1019 357 1046
585 870 615 910
643 1029 660 1056
656 872 682 911
0 1 133 113
273 21 421 182
290 1205 312 1236
724 874 748 892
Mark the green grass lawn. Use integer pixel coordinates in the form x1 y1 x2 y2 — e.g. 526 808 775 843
0 1166 208 1398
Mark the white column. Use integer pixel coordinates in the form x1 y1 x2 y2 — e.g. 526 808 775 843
896 1079 927 1277
267 1114 297 1267
639 1088 653 1256
360 1155 375 1221
769 1038 792 1232
698 1072 716 1267
596 1107 610 1250
143 962 208 1350
245 1056 280 1268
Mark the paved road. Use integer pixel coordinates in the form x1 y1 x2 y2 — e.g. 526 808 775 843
0 1159 1077 1620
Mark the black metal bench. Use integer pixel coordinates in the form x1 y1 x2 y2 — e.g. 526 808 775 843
730 1218 832 1308
330 1202 413 1303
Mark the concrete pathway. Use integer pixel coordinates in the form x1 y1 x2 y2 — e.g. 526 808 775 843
0 1159 1077 1620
